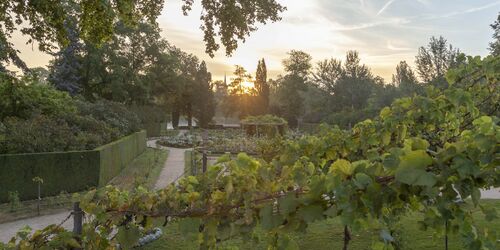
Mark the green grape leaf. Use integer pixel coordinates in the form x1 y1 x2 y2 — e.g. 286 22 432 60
395 150 435 186
407 138 430 150
354 173 372 189
324 206 337 218
260 204 283 230
279 192 299 216
398 150 432 169
329 159 354 176
396 168 436 187
381 132 391 146
298 205 324 223
116 225 140 249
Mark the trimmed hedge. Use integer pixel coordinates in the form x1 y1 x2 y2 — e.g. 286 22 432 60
97 130 146 184
0 130 146 202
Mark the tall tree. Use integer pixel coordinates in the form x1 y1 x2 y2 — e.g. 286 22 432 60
333 51 374 111
312 58 343 95
222 65 253 118
48 16 83 95
392 61 420 96
415 36 461 88
275 50 312 127
81 21 168 103
282 50 312 78
255 58 269 114
489 13 500 56
193 61 215 128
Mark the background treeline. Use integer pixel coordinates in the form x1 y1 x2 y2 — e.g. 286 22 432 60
0 9 216 153
219 20 499 128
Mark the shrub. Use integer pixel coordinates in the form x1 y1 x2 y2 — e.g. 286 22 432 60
76 99 141 136
0 79 141 153
0 77 76 120
323 108 379 129
8 191 20 212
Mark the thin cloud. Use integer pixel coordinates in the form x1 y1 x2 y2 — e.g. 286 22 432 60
429 1 500 19
387 41 412 51
331 18 410 31
377 0 397 16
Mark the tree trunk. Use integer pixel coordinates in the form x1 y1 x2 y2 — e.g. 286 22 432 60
187 102 192 128
172 102 180 129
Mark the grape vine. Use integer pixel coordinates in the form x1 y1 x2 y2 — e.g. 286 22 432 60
1 55 498 249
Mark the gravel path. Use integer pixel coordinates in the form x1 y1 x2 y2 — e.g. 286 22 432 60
0 210 73 243
153 147 187 189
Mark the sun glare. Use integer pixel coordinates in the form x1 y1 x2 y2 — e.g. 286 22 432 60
241 81 255 90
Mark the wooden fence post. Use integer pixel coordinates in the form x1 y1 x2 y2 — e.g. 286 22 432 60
192 150 197 175
445 220 448 250
73 202 83 235
202 151 207 173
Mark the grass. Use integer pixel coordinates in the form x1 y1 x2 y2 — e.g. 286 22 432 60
139 199 500 250
108 147 168 190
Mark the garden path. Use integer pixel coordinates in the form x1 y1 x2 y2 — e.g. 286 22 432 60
147 130 189 189
0 135 188 243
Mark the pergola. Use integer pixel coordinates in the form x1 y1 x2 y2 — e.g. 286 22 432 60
240 118 287 137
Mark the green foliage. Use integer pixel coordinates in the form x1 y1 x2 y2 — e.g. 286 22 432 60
76 99 141 136
1 0 285 72
0 77 141 154
415 36 462 88
193 61 216 128
489 13 500 56
324 108 379 129
272 50 313 127
0 77 76 121
255 58 270 114
241 115 287 125
7 191 20 212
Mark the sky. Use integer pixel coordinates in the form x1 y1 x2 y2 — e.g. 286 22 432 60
10 0 500 82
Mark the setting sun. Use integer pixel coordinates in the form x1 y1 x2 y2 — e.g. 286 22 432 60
241 81 255 93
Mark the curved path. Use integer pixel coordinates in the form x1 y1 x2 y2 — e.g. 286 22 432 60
0 137 188 243
147 137 188 189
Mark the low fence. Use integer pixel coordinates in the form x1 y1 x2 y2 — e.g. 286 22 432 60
0 130 146 202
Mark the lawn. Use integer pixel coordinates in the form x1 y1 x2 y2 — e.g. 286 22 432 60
108 147 168 190
139 199 500 250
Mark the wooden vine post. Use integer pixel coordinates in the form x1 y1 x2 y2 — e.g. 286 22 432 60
202 151 208 173
73 202 83 235
32 177 43 216
343 226 351 250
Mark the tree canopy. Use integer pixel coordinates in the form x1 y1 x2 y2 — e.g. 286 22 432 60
0 0 286 71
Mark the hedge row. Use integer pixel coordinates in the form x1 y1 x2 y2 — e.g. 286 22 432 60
97 130 147 184
0 130 146 202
